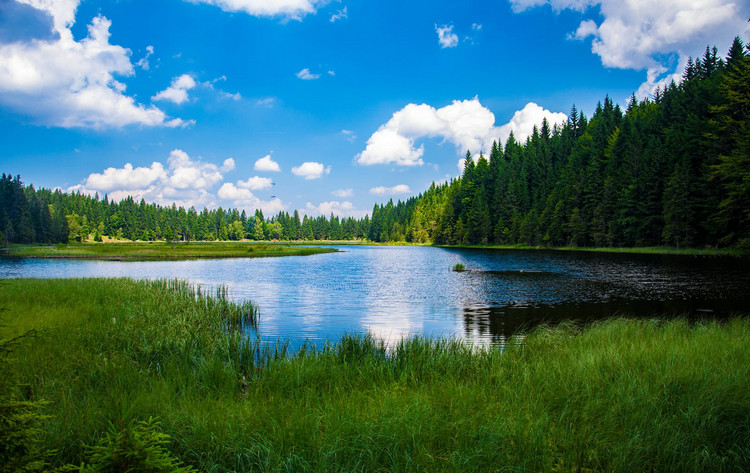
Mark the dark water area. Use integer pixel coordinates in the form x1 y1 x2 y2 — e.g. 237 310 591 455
2 246 749 347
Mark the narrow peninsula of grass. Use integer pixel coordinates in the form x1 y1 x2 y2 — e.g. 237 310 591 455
1 278 749 472
2 241 337 261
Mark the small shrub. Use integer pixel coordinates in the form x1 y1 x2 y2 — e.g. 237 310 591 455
80 417 195 473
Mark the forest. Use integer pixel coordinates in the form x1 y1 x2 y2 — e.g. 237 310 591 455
1 37 748 248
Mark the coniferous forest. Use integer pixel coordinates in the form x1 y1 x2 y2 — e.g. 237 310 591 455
2 37 748 249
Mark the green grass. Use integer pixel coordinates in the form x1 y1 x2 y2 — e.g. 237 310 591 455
1 241 337 260
1 278 749 472
452 263 466 271
437 243 750 256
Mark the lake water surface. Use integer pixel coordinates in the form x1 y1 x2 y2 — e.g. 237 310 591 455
2 246 749 347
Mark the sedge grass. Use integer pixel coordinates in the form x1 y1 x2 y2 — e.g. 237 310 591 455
1 278 749 472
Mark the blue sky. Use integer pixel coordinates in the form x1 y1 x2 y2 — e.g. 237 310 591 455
1 0 748 218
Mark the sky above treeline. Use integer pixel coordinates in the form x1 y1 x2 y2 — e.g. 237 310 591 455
1 0 748 218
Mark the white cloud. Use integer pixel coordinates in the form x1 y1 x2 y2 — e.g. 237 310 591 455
186 0 323 19
152 74 196 105
82 162 167 192
435 24 459 48
332 188 353 198
330 6 347 22
221 158 235 172
499 102 568 143
303 201 367 218
370 185 411 196
254 154 281 172
70 149 232 208
296 68 320 80
218 182 285 214
166 149 224 189
237 176 273 191
355 98 566 167
0 1 185 128
510 0 750 97
292 161 331 180
136 45 154 70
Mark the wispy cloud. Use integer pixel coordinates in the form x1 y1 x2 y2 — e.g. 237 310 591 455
296 68 321 80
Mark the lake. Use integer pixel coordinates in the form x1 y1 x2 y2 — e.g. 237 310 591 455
1 246 749 347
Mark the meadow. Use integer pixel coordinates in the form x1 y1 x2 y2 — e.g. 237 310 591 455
1 278 748 472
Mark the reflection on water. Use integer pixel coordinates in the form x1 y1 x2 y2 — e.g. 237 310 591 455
1 246 749 347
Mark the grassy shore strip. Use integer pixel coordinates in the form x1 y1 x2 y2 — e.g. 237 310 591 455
1 241 337 260
2 278 749 472
435 243 750 256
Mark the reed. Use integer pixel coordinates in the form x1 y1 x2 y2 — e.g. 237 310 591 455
1 278 749 472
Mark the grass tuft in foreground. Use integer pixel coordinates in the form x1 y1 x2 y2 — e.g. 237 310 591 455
1 278 749 472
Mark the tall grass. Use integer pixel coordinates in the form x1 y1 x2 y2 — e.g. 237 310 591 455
1 278 749 472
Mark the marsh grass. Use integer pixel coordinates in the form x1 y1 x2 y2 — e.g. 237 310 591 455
2 242 337 261
452 263 466 271
1 278 749 472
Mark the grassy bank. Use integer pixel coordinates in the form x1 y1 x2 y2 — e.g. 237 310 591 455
283 240 748 256
1 278 749 472
436 243 750 257
1 241 337 260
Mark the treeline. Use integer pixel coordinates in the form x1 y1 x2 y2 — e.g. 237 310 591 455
0 175 372 244
2 37 748 248
372 36 750 248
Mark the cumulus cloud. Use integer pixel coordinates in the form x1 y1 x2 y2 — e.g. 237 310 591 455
220 158 235 172
296 68 320 80
152 74 196 104
166 149 224 189
254 154 281 172
292 161 331 180
370 185 411 196
510 0 750 97
0 1 185 128
70 149 233 208
186 0 323 19
355 98 566 167
237 176 273 191
83 162 167 192
218 182 285 214
330 6 347 22
332 188 353 198
499 102 568 143
303 201 367 218
435 24 459 48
